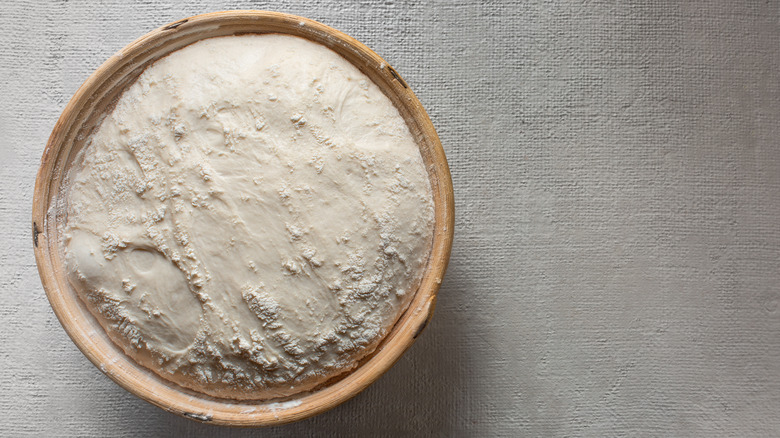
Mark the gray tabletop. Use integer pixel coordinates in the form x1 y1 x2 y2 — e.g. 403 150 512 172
3 1 780 436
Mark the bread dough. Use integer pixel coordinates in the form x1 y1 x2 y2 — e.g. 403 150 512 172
62 34 434 400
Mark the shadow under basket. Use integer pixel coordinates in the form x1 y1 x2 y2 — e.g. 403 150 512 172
32 10 454 426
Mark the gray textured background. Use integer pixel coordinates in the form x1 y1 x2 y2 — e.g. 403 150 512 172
3 1 780 436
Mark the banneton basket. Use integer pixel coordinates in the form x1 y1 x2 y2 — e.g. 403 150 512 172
32 11 453 426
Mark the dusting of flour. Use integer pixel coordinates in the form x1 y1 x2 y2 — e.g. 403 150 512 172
63 35 434 400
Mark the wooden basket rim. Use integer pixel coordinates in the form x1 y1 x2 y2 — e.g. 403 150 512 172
32 10 454 427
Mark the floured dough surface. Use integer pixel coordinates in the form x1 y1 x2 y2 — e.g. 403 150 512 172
62 34 434 399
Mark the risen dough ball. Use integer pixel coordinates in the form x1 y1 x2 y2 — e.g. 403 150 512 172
63 35 433 399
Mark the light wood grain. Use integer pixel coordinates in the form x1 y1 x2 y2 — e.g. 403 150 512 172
32 10 454 426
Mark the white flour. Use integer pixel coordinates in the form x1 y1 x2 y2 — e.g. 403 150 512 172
62 35 433 400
